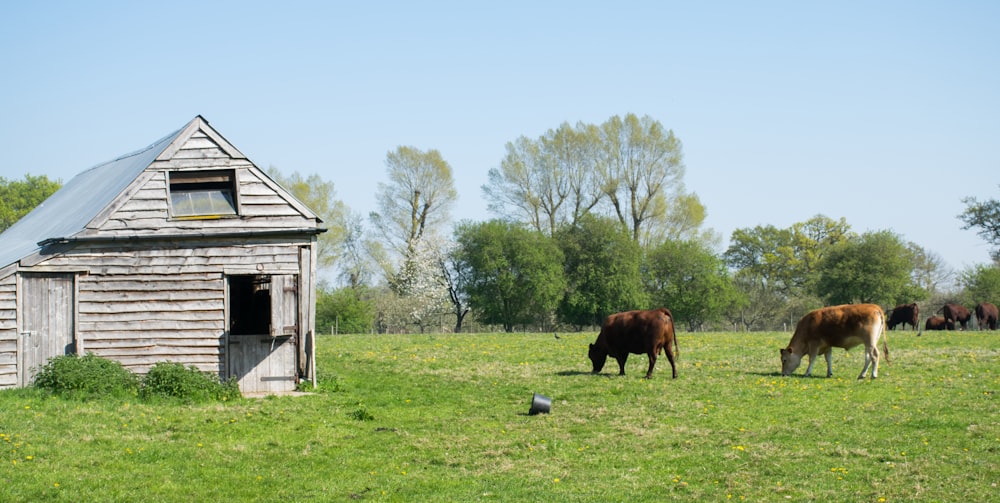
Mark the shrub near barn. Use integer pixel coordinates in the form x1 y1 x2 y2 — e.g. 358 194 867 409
32 354 238 403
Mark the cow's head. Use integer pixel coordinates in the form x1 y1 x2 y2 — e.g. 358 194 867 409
588 343 607 374
780 347 802 376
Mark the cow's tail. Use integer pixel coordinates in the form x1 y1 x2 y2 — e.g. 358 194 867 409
672 331 680 360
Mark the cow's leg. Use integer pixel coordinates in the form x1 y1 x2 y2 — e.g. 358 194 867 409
824 348 833 377
871 345 880 379
804 350 819 376
616 354 628 376
870 345 880 379
644 351 657 379
664 345 678 379
858 344 879 380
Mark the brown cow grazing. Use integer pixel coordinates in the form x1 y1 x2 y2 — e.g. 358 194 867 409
975 302 998 330
780 304 888 380
924 315 952 331
887 303 920 330
589 308 679 379
941 303 972 330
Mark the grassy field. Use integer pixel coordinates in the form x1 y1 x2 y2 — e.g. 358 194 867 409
1 329 998 502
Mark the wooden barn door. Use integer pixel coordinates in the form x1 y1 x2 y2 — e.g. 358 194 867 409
227 274 298 394
18 273 76 386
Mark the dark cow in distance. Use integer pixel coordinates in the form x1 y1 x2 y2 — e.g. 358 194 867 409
780 304 888 380
589 308 679 379
976 302 998 330
924 316 952 331
887 303 919 331
941 304 973 330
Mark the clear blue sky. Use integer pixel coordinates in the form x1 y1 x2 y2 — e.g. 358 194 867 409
2 1 997 275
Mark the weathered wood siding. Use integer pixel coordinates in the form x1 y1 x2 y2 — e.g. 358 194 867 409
31 240 302 376
87 170 313 236
0 274 16 387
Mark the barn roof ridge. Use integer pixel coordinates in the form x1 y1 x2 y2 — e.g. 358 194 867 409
0 116 203 270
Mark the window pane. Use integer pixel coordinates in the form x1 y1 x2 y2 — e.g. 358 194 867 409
168 170 238 218
171 189 237 217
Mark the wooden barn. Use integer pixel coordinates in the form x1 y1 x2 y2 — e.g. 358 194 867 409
0 116 324 394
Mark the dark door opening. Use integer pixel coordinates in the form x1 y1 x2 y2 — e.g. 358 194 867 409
229 275 271 335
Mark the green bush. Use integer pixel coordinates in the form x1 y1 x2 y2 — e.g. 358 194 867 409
32 355 241 403
32 353 140 399
140 361 241 403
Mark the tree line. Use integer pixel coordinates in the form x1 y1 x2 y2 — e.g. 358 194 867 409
5 114 1000 333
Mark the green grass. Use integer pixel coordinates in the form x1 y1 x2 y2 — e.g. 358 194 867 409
1 330 998 501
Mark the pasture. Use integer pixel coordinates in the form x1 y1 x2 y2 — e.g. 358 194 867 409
2 330 998 502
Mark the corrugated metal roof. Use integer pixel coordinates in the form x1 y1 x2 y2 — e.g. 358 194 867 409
0 125 185 269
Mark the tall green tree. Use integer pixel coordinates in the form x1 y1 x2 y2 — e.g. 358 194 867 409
266 167 348 272
726 216 852 296
816 230 926 306
371 146 458 294
483 114 708 246
555 214 647 327
959 190 1000 261
0 174 62 232
454 220 565 332
645 240 742 331
598 113 687 244
483 122 601 236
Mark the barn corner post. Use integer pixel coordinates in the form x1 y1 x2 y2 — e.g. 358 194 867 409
300 243 318 389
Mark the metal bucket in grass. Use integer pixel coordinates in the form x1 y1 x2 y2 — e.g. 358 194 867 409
529 393 551 415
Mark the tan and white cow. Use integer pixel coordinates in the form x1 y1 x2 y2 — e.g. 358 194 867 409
780 303 889 380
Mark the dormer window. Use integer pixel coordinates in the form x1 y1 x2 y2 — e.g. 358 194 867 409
168 170 238 218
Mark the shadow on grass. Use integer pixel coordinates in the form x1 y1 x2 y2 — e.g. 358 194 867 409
555 370 593 377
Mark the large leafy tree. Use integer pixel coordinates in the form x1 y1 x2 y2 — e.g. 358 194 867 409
0 174 62 232
645 240 742 331
371 146 457 294
959 190 1000 261
555 214 647 328
484 122 603 236
599 113 686 244
454 220 565 332
725 224 796 295
725 216 852 298
816 230 926 306
483 114 707 246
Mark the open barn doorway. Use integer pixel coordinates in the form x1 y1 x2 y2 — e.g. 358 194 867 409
226 274 298 393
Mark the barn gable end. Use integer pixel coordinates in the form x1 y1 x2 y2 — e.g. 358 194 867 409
0 116 323 394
